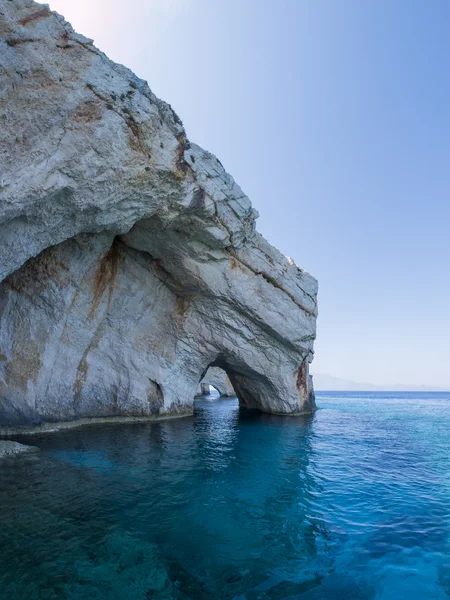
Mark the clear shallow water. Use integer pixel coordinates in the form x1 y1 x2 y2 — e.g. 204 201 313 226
1 391 450 599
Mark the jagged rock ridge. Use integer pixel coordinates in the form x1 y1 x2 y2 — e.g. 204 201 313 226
0 0 318 427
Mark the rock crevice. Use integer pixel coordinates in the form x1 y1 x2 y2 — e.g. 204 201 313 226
0 0 318 427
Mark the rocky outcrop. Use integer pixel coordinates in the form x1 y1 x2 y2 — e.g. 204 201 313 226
196 367 236 398
0 0 318 428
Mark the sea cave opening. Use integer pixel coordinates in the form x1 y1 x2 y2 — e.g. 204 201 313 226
195 366 237 400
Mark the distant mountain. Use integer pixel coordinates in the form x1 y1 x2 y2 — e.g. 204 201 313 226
312 373 448 392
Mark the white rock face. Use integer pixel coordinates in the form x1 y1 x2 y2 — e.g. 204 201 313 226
196 367 236 397
0 0 318 427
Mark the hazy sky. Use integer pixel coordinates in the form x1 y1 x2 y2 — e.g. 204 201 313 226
49 0 450 387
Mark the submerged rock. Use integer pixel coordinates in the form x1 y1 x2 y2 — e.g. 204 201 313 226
0 0 318 427
0 440 39 457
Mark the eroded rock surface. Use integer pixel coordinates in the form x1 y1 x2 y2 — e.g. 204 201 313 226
0 0 318 427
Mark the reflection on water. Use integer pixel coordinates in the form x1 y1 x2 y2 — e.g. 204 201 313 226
1 392 450 599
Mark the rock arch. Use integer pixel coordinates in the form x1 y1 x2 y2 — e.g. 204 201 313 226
196 367 235 398
0 1 318 429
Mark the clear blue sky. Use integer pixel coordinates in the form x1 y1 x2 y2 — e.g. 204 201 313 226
50 0 450 387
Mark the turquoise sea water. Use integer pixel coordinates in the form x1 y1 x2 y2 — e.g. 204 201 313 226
1 391 450 599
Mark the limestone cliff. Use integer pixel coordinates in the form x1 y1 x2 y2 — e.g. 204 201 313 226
0 0 318 427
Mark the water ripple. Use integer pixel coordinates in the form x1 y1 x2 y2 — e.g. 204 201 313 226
0 391 449 599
